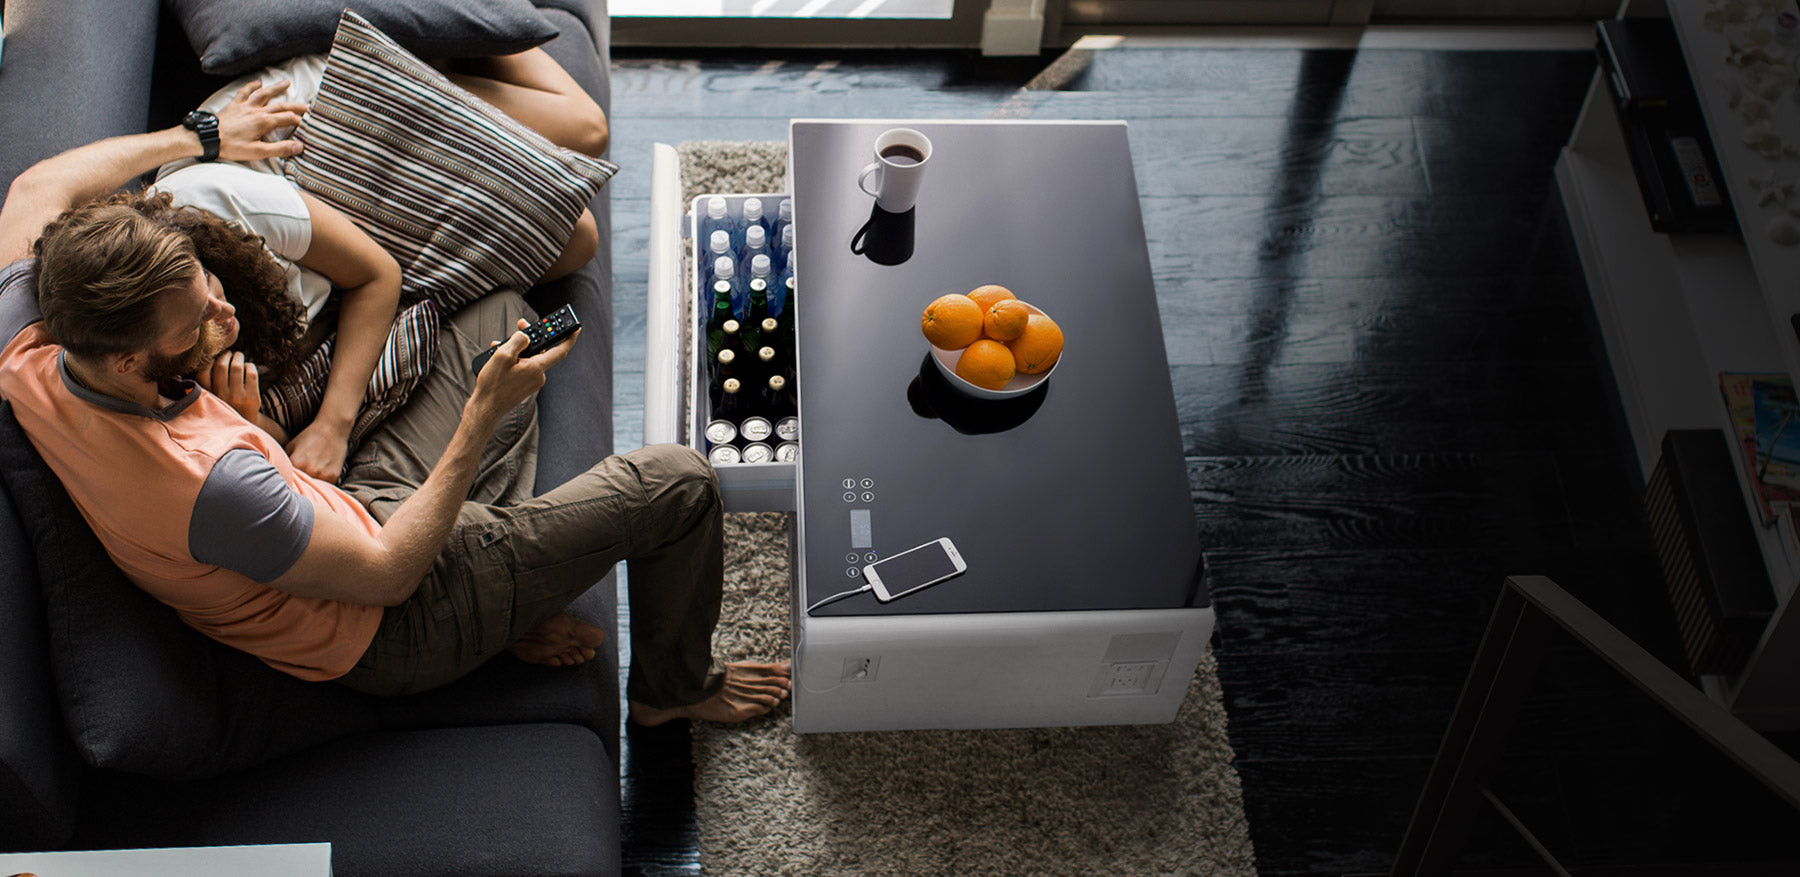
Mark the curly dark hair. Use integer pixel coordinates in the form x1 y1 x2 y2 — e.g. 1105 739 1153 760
34 189 309 379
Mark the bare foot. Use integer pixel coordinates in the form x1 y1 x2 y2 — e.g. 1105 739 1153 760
508 612 607 667
629 660 793 726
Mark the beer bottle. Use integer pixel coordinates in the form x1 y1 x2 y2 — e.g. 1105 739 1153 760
713 376 745 421
743 279 771 347
759 373 796 419
704 287 735 360
713 347 741 387
720 319 745 358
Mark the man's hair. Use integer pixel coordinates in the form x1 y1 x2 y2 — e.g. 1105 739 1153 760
34 197 198 359
33 190 307 376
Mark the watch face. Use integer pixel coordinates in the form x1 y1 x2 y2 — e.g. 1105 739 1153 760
183 110 217 130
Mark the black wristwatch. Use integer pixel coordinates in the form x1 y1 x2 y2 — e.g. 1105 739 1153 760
182 110 220 162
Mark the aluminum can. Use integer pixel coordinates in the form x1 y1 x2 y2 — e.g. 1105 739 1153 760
741 442 775 464
739 416 774 443
774 416 800 442
774 441 800 463
708 444 742 466
703 419 737 446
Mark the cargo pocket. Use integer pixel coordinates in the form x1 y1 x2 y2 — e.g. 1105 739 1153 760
457 524 518 657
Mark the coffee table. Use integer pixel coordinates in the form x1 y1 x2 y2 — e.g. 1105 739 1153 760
786 119 1213 733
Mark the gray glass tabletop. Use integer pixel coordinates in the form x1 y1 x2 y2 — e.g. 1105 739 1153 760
790 119 1204 617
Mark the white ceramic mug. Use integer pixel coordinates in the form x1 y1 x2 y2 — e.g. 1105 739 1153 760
856 128 933 213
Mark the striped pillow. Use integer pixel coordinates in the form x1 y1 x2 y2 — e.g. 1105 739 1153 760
284 9 616 312
262 299 441 460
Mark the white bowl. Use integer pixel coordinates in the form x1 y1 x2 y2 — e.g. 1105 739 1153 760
928 302 1061 400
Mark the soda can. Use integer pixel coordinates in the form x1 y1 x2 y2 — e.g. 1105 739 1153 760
708 444 742 466
775 441 800 463
741 442 775 464
775 416 800 442
704 419 737 446
740 416 774 443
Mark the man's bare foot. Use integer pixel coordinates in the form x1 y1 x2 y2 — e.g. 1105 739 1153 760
508 612 607 667
629 660 793 726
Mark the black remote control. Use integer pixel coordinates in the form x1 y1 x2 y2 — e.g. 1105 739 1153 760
471 304 581 375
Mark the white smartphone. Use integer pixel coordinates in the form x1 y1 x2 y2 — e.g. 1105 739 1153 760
862 537 966 602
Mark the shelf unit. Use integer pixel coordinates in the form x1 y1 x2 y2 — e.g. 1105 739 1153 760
1557 0 1800 727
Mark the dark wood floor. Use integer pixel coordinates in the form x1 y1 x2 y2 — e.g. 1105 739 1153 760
607 41 1800 876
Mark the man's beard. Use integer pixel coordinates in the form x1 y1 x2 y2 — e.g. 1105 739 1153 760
138 320 229 384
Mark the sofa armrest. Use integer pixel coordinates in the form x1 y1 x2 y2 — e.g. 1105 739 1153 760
0 0 162 196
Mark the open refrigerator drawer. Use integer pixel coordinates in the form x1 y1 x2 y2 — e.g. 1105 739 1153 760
644 143 798 511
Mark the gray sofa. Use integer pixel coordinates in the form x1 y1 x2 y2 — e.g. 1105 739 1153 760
0 2 622 875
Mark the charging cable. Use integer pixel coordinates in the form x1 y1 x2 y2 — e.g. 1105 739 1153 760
806 583 872 614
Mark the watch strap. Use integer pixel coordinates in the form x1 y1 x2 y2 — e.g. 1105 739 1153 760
183 110 220 162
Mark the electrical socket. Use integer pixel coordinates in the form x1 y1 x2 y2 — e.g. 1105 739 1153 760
840 656 879 683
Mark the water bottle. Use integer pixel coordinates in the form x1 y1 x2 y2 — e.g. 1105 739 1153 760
741 197 770 245
700 196 735 251
704 229 732 289
775 222 795 275
740 225 770 280
714 255 746 319
777 198 793 228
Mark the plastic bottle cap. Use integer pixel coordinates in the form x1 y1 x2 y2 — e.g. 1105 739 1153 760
779 199 793 221
710 229 731 253
745 225 766 248
714 255 734 278
781 224 795 246
752 254 771 276
743 197 763 220
707 196 727 219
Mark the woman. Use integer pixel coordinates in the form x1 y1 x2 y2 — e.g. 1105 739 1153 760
149 49 609 482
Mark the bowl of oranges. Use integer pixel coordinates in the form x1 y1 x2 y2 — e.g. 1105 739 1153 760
921 284 1064 400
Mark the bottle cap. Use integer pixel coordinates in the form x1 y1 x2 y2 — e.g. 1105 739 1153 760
723 377 741 393
745 225 766 248
707 196 727 219
751 254 771 277
710 229 731 253
761 317 778 332
713 280 733 300
743 197 763 221
758 346 776 363
769 374 787 391
781 224 795 247
749 278 768 293
779 199 793 222
719 349 736 365
714 255 734 278
723 319 740 333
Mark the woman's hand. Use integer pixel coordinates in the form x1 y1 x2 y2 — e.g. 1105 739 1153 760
196 351 262 424
216 79 310 161
285 420 351 484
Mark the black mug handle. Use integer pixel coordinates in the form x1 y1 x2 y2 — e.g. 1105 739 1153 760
850 219 873 255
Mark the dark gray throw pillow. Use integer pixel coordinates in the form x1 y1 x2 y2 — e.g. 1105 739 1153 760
165 0 560 75
0 402 376 780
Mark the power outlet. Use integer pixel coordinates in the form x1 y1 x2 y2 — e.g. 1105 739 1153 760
1090 660 1162 697
840 656 879 683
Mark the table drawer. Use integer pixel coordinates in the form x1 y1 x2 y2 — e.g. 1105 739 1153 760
644 143 797 511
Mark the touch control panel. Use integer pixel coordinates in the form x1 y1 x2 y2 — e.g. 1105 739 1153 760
841 477 876 579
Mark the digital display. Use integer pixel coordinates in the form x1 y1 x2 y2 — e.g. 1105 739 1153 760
850 509 872 549
866 540 962 599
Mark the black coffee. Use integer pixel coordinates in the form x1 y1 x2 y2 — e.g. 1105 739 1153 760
880 144 925 166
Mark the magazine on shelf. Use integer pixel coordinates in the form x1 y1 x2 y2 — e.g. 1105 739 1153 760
1718 373 1800 520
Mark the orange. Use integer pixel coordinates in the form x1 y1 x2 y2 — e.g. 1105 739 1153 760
982 299 1031 341
955 339 1017 390
921 293 983 349
967 284 1016 312
1006 313 1063 374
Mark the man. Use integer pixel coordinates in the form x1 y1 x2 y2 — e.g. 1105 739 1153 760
0 79 790 724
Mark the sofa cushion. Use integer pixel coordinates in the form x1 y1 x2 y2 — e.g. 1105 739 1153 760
0 402 376 781
285 10 618 313
165 0 560 76
74 724 621 877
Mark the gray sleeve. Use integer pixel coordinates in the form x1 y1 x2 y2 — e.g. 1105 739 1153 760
189 449 316 583
0 259 43 348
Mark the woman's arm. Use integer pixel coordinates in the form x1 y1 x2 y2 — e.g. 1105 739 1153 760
284 191 400 483
0 81 307 264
